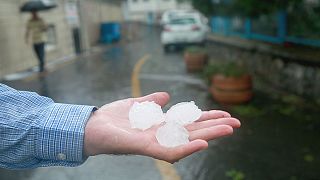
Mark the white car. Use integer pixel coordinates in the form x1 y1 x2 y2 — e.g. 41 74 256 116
161 13 209 52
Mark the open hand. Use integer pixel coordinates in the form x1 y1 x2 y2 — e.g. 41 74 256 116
84 92 240 163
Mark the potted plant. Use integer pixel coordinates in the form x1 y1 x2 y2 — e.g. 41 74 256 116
183 46 208 72
203 61 253 104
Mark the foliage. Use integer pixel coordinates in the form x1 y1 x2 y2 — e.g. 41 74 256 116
191 0 214 16
225 169 245 180
287 3 320 39
304 154 314 163
203 61 247 82
231 105 264 118
191 0 303 17
184 46 207 54
231 0 302 17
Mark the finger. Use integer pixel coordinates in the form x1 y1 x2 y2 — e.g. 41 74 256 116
134 92 170 107
151 139 208 163
189 125 233 141
186 118 241 131
196 110 231 122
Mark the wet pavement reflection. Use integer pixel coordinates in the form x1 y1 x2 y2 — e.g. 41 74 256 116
1 24 320 180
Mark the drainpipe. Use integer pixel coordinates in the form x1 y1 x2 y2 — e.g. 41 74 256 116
77 0 90 53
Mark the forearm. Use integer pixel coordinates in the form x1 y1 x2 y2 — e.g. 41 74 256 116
0 84 96 169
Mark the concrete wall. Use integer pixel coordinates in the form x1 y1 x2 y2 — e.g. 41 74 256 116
0 0 74 79
80 0 124 48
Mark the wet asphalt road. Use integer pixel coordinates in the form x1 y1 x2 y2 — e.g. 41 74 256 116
1 24 211 180
1 24 320 180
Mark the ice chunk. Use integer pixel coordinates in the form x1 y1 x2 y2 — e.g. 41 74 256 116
165 101 202 125
129 101 164 130
156 122 189 147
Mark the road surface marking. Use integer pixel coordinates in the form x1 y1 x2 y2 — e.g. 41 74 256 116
131 54 150 97
131 54 181 180
155 160 181 180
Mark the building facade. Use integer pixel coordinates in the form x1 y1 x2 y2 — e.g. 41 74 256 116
0 0 124 79
123 0 191 24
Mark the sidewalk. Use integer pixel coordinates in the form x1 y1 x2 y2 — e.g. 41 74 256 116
1 44 111 82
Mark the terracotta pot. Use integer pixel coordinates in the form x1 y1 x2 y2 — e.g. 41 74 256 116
183 52 207 72
210 74 253 104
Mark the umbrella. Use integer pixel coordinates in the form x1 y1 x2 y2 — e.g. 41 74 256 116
20 1 57 12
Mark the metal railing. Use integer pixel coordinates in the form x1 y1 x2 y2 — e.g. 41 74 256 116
210 11 320 47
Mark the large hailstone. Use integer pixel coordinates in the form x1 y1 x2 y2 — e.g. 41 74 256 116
129 101 202 147
129 101 164 130
165 101 202 125
156 122 189 147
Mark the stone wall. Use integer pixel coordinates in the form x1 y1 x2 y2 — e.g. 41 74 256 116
207 42 320 101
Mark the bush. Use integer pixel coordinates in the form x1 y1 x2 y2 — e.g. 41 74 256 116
184 46 207 54
203 61 248 82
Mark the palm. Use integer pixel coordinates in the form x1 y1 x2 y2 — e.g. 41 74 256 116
84 92 241 163
98 98 160 154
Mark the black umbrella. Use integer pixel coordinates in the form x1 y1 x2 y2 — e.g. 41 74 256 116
20 1 57 12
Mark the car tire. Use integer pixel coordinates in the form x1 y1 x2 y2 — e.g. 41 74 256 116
163 45 170 53
199 40 206 47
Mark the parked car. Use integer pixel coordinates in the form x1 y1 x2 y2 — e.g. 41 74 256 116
161 13 209 52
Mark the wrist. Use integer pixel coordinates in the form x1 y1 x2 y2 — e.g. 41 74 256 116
35 103 95 164
83 108 100 157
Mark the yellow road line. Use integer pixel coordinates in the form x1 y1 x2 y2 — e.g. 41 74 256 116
131 54 150 97
131 54 181 180
155 160 181 180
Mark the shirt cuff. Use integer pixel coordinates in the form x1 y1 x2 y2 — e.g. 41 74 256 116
34 103 96 166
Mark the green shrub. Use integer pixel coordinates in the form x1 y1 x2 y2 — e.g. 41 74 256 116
184 46 207 54
203 61 248 82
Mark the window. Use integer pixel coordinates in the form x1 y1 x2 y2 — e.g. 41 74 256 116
169 18 196 25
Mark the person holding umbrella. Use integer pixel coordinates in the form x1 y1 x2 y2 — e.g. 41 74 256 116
25 10 48 73
22 1 56 73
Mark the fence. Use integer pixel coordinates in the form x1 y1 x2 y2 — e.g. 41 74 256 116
210 11 320 48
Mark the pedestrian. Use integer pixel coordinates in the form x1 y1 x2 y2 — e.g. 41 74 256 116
0 83 241 169
25 11 47 73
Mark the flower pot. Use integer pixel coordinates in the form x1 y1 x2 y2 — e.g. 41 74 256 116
183 52 207 72
210 74 253 104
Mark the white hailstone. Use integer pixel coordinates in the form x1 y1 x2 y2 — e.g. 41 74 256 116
156 122 189 147
129 100 203 147
129 101 164 130
165 101 202 125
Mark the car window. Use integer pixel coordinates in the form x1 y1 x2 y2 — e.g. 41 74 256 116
169 18 196 25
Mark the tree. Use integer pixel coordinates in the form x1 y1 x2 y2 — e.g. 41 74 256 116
191 0 303 17
191 0 214 17
232 0 303 17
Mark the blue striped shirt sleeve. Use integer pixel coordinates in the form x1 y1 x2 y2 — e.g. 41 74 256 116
0 84 96 169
